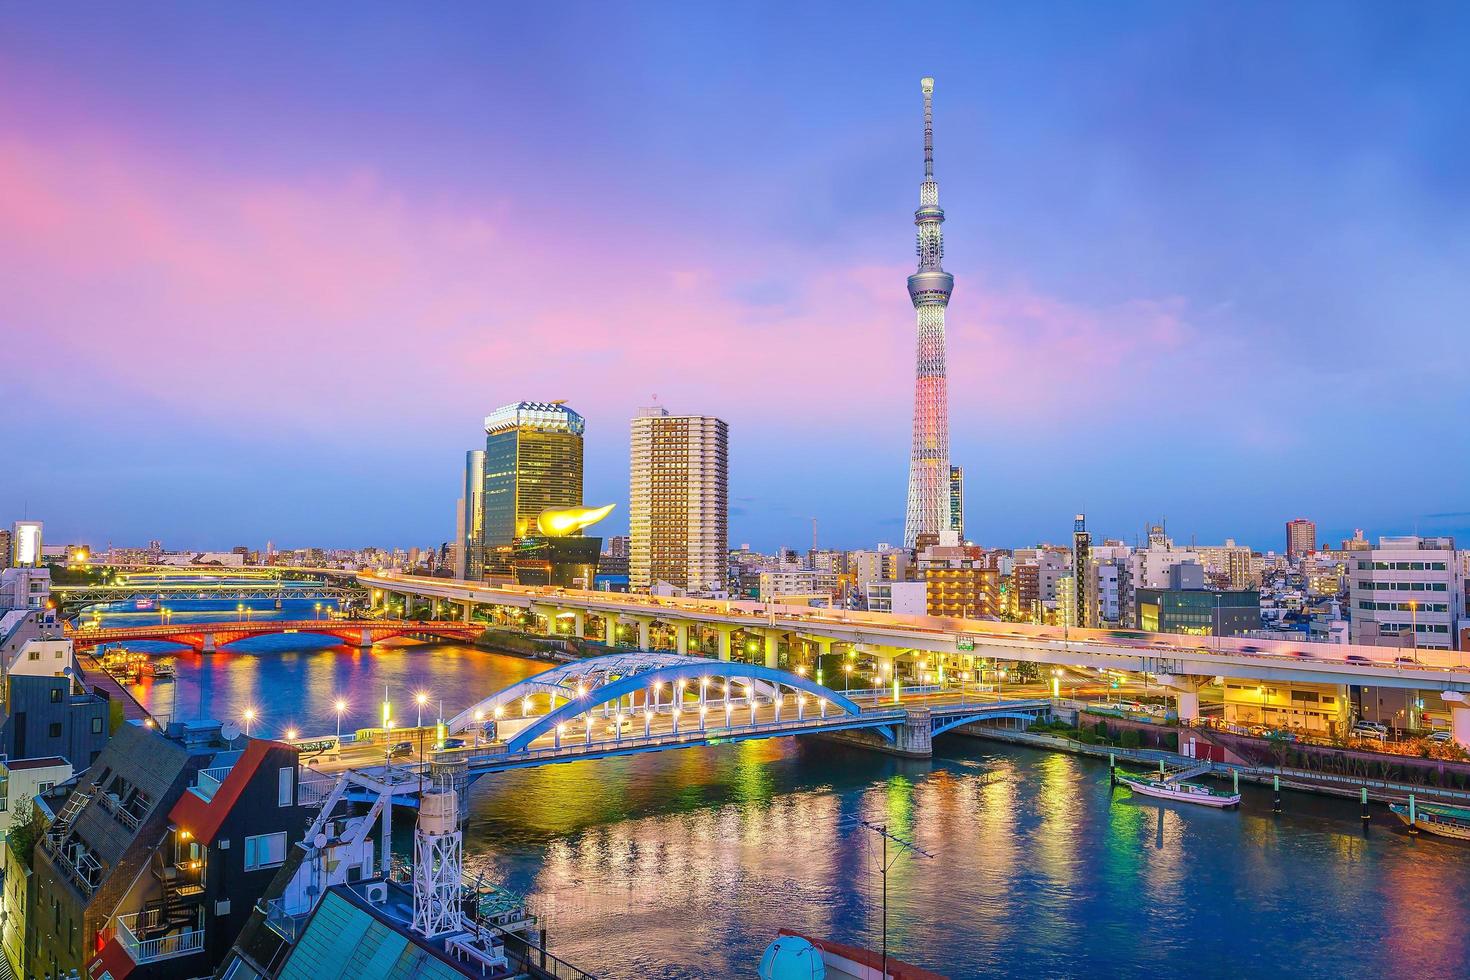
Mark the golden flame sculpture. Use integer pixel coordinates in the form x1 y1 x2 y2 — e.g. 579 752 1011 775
536 503 615 537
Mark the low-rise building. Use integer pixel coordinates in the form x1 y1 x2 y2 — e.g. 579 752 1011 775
1348 536 1464 651
1136 587 1261 637
32 722 311 979
864 581 927 616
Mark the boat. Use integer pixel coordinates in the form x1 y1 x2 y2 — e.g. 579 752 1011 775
761 929 949 980
1116 773 1240 808
145 657 176 678
1390 801 1470 840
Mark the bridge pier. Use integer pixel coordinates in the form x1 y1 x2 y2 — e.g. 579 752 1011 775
201 632 216 653
810 707 934 759
894 708 934 758
355 629 374 649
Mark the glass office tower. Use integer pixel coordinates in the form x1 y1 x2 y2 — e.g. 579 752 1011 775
481 402 585 555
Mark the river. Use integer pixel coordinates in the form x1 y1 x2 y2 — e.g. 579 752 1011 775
96 602 1470 978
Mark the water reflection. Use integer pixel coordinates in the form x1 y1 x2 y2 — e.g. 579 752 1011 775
132 639 1470 978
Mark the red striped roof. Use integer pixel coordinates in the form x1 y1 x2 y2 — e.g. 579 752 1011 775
168 739 291 846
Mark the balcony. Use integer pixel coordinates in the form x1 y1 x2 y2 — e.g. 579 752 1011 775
52 843 104 897
190 765 235 803
112 909 205 964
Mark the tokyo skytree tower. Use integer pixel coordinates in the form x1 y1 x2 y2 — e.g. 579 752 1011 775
903 77 955 548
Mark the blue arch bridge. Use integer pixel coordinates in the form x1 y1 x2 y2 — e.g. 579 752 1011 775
305 652 1053 806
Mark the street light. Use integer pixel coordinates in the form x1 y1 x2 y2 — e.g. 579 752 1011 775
334 698 348 739
243 707 256 737
843 663 853 693
314 602 322 620
285 727 298 742
415 691 429 729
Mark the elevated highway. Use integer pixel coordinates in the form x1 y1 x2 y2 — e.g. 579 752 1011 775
360 571 1470 746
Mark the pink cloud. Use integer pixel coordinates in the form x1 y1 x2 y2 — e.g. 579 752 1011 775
0 127 1204 443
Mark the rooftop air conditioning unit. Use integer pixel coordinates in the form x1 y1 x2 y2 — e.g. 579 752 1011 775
365 881 388 905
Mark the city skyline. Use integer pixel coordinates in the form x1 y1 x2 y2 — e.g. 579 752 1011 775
4 4 1469 551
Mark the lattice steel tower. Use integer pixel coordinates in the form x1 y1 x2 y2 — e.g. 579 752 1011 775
903 76 955 548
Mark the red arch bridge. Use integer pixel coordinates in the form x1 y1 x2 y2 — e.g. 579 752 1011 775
65 619 482 653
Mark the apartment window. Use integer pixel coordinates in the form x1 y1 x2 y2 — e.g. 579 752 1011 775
47 723 61 738
91 717 103 735
27 651 38 661
50 688 62 703
244 832 287 870
278 767 294 807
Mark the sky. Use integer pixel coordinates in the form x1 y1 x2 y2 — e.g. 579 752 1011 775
2 2 1468 553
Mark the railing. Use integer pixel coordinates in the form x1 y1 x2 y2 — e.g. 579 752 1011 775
262 897 308 943
192 765 234 802
53 845 104 897
296 774 337 806
113 910 205 964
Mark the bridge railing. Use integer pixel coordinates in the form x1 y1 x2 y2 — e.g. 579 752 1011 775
444 708 907 769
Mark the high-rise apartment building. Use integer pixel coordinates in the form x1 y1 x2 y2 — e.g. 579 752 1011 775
1072 514 1093 628
629 407 728 595
1286 518 1317 560
461 449 486 579
481 402 585 549
903 77 956 548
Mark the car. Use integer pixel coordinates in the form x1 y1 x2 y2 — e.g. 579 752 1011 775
1345 655 1372 664
389 740 414 758
1351 722 1388 741
442 737 465 749
1427 731 1453 744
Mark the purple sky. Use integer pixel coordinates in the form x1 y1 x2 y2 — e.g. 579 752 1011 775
3 3 1468 553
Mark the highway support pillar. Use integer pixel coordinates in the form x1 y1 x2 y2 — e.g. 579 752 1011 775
461 601 474 625
715 626 737 662
572 610 586 639
1441 691 1470 750
621 615 653 651
675 622 690 656
763 630 780 670
1156 673 1207 724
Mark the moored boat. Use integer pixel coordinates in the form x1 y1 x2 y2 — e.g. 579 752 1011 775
1390 801 1470 840
1117 773 1240 808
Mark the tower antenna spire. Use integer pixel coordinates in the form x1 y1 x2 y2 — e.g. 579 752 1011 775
922 76 935 177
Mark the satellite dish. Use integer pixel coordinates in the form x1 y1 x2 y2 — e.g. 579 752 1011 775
220 721 242 742
313 833 329 849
